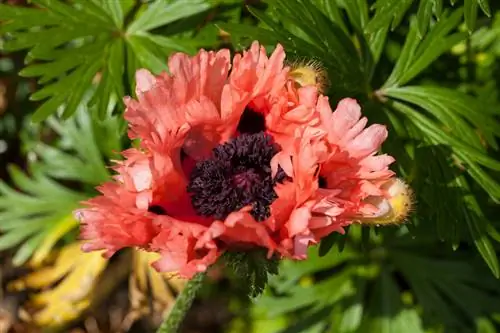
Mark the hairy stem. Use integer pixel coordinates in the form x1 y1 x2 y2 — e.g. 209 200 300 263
156 272 206 333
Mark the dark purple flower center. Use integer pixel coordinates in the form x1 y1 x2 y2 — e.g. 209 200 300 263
187 132 285 221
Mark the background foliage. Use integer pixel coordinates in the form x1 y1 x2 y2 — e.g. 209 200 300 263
1 0 500 332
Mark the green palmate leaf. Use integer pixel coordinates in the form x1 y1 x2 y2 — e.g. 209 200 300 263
275 307 331 333
406 145 462 247
383 86 500 149
318 232 340 257
387 100 500 200
392 248 500 329
217 23 280 49
366 0 491 35
0 0 117 121
383 95 500 274
0 0 218 121
416 0 438 38
126 35 170 75
336 275 365 332
0 165 85 265
476 0 491 17
368 25 389 66
253 225 500 333
141 33 198 55
260 268 355 317
338 0 369 31
12 233 46 266
358 270 425 333
365 0 415 33
275 246 357 293
464 0 492 32
434 0 444 17
455 176 500 278
310 0 348 33
256 245 365 328
383 9 466 88
464 0 479 32
33 102 123 185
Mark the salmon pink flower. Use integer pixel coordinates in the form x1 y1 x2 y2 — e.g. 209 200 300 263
77 41 403 279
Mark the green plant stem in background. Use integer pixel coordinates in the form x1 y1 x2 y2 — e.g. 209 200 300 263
156 272 206 333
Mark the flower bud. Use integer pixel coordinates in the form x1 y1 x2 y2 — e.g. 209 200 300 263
289 60 328 93
359 178 414 225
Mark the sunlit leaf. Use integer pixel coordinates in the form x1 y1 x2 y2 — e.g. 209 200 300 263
127 250 186 326
0 0 218 120
126 0 211 34
8 243 108 327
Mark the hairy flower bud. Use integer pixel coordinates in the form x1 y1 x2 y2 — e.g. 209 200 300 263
289 60 328 93
359 178 414 225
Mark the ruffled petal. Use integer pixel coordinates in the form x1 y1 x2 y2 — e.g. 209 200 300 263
311 97 397 238
150 216 220 278
346 124 389 158
77 183 158 257
220 208 277 256
135 69 157 95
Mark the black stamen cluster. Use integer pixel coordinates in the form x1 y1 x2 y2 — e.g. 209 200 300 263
188 132 285 221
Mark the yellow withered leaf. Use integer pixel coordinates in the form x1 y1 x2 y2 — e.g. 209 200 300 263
125 250 186 329
8 242 108 327
29 215 79 268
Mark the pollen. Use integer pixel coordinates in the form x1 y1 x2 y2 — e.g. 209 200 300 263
289 59 328 93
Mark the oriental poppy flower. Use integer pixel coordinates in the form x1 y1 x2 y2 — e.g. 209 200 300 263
77 42 405 278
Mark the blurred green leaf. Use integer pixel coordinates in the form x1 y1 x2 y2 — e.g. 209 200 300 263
358 270 425 333
0 0 219 120
393 248 500 329
383 9 466 88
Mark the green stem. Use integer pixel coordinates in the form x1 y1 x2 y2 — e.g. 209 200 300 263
156 272 206 333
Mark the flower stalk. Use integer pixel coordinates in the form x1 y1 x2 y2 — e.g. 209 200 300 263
156 272 206 333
